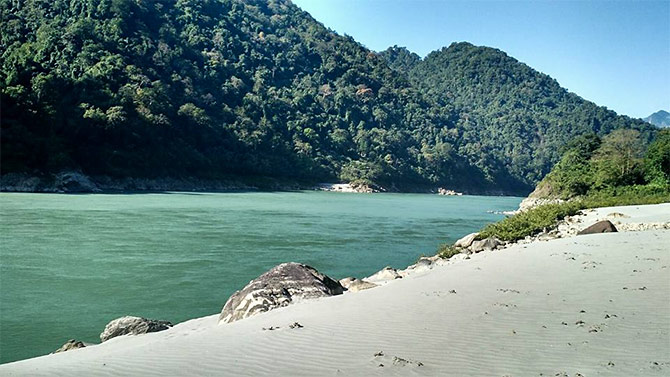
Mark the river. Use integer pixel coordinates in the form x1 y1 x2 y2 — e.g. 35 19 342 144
0 191 520 363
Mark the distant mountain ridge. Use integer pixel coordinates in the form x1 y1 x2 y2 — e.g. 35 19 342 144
644 110 670 128
0 0 657 194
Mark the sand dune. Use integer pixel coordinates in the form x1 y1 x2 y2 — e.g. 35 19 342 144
2 204 669 376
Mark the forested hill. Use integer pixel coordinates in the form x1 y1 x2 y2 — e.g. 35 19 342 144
0 0 492 192
381 43 655 186
0 1 655 194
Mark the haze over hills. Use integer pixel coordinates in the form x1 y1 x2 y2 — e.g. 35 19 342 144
644 110 670 128
0 0 657 194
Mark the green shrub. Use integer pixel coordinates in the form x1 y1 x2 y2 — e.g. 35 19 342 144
478 202 583 242
644 129 670 185
477 185 670 242
437 244 461 259
583 185 670 207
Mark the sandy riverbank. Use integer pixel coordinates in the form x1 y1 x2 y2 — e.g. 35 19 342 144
1 204 668 376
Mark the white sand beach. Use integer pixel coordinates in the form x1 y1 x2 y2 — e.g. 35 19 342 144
2 204 669 376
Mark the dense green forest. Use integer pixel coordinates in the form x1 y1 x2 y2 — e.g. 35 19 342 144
471 129 670 243
0 0 656 193
532 129 670 200
381 44 656 186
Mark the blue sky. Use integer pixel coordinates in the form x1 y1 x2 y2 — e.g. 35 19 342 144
292 0 670 119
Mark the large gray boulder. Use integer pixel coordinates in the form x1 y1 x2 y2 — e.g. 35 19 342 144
100 316 173 342
578 220 618 235
219 263 343 324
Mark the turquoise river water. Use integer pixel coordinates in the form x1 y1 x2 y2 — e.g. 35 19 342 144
0 191 521 364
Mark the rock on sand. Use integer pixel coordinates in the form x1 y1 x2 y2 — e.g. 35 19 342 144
52 339 86 353
219 262 343 324
578 220 618 235
100 316 173 342
454 232 478 248
340 277 378 292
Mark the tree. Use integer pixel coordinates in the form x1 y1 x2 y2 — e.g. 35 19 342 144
644 129 670 185
591 129 644 187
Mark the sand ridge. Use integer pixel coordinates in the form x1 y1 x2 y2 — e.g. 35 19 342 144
1 204 669 376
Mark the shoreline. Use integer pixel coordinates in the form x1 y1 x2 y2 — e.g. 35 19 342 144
0 172 525 196
1 203 668 375
0 191 520 365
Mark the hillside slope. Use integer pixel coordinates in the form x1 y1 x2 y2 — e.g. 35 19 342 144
382 44 656 188
0 1 655 194
0 0 496 192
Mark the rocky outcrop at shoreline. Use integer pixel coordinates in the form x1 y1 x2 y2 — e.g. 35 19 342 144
217 258 449 324
437 188 463 196
0 172 307 193
2 171 527 195
1 172 257 193
315 183 380 193
517 196 564 212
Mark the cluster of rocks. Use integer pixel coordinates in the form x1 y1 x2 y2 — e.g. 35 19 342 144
617 221 670 232
218 222 574 326
0 171 307 193
53 315 173 354
517 196 564 212
548 212 668 239
574 212 669 233
216 231 544 328
510 213 627 246
437 188 463 196
444 212 636 255
456 207 667 251
315 183 380 193
453 232 505 253
217 257 456 325
2 172 100 193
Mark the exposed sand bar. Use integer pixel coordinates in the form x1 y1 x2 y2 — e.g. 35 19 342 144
2 204 669 376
